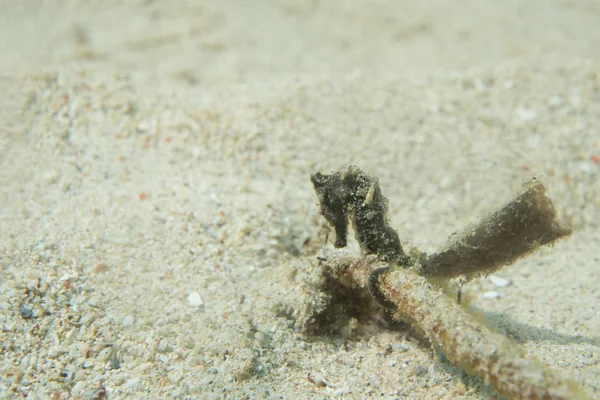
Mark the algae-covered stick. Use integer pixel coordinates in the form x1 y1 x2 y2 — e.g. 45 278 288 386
319 251 589 400
419 180 572 281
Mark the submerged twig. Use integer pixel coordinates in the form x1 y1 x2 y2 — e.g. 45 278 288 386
309 166 589 400
320 250 588 400
419 179 572 281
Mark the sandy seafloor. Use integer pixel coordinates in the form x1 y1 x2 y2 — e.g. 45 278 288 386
1 1 600 399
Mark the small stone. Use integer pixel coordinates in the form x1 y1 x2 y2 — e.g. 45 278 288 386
482 291 500 299
309 373 326 387
392 343 409 353
95 263 109 273
126 378 139 389
488 275 511 288
43 169 59 184
188 292 204 307
78 342 90 358
98 347 112 361
75 370 86 381
72 382 86 395
32 304 46 318
334 386 350 395
413 364 428 377
136 121 151 132
122 315 134 326
515 107 537 122
79 313 96 327
19 303 33 319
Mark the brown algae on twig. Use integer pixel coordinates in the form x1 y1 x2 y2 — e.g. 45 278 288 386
419 178 572 282
306 166 588 400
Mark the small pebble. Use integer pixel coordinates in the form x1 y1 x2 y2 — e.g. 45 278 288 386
75 370 86 381
78 343 90 357
515 106 538 122
98 347 112 361
413 364 428 377
122 315 134 326
488 275 511 288
188 292 204 307
72 381 86 395
126 378 139 389
334 386 350 396
19 303 34 319
308 373 326 387
482 291 500 299
43 169 59 184
95 263 109 273
79 313 95 326
32 304 46 318
136 121 151 132
392 343 408 353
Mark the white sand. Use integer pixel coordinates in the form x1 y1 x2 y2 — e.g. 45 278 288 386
1 1 599 398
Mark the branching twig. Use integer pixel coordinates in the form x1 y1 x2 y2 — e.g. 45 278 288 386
310 166 590 400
